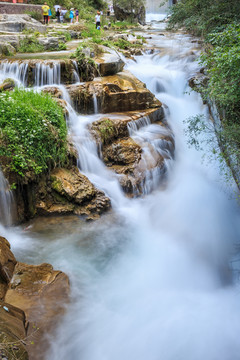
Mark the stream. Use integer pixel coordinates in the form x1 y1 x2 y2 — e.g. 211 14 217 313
1 18 240 360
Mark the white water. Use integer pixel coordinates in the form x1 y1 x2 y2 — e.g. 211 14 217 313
1 27 240 360
0 168 15 226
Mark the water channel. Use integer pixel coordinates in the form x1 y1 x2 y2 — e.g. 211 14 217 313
1 17 240 360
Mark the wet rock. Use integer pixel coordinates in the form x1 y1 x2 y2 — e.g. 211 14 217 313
0 237 17 299
90 108 164 145
95 50 125 76
0 78 15 92
67 71 161 114
5 262 70 360
90 109 174 195
188 72 209 89
35 167 111 219
0 300 28 360
0 14 46 33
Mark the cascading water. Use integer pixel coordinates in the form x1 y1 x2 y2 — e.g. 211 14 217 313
0 168 15 226
1 24 240 360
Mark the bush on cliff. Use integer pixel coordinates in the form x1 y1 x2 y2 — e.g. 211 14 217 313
167 0 240 36
0 89 68 180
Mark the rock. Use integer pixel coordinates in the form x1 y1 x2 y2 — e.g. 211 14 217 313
38 36 61 51
0 35 24 49
35 166 111 219
0 300 28 360
95 48 125 76
188 72 209 89
0 237 16 299
0 41 16 57
5 262 70 360
0 78 15 92
89 108 174 195
113 0 146 24
66 70 161 114
0 14 46 33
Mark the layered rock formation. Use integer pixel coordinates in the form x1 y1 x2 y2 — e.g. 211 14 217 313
0 236 69 360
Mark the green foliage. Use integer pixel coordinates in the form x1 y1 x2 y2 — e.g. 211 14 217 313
19 36 44 53
167 0 240 36
25 10 42 22
97 119 115 144
200 24 240 122
58 42 67 50
0 89 67 179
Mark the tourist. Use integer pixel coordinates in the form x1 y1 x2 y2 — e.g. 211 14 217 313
95 11 101 29
75 8 79 23
56 7 60 23
48 7 52 23
60 8 64 23
42 2 50 25
61 8 68 22
70 8 74 23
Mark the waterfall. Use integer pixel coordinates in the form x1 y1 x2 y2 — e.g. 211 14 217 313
1 21 240 360
0 168 15 226
0 60 29 86
34 62 61 87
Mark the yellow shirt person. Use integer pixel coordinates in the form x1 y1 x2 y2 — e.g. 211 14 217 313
42 2 50 24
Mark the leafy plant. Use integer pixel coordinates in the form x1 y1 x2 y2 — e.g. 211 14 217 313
0 89 68 180
18 36 44 53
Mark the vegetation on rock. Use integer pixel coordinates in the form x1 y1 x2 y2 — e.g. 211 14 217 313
168 0 240 185
0 89 68 181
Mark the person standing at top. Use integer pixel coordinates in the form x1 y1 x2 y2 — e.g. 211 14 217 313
70 8 74 23
95 11 101 29
56 7 60 23
75 8 79 23
48 7 52 23
42 2 50 25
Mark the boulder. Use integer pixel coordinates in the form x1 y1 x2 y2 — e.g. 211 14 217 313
90 108 164 145
0 301 28 360
95 50 125 76
0 14 46 33
66 70 161 114
0 236 16 299
5 262 70 360
90 109 174 195
35 166 111 219
0 40 16 57
38 36 62 51
0 78 15 92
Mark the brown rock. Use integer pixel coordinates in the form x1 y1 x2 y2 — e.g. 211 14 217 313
0 236 16 299
66 70 161 114
5 262 70 360
0 300 28 360
35 166 111 219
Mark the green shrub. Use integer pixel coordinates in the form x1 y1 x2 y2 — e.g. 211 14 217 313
19 36 44 53
0 89 68 179
25 10 42 22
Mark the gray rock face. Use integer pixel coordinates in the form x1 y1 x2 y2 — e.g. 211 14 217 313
0 40 16 56
0 14 46 33
38 36 61 50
